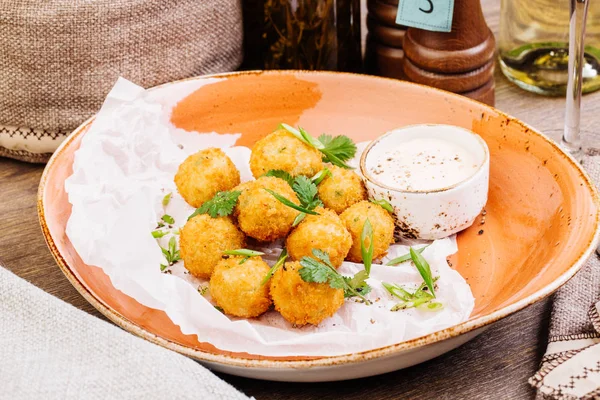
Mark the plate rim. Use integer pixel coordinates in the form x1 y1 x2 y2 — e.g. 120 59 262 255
38 69 600 370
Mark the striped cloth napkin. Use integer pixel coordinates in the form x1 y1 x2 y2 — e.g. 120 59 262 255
0 265 250 400
529 151 600 399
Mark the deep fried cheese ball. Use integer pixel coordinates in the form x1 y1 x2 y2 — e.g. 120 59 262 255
270 261 344 326
209 256 272 318
175 148 240 208
179 214 245 279
286 207 352 268
317 165 367 214
249 128 323 178
339 201 395 263
235 176 300 241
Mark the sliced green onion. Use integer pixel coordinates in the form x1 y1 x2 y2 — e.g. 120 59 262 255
292 213 306 227
361 218 374 275
261 249 288 285
311 167 332 185
223 249 265 257
370 198 394 213
386 245 430 266
151 230 168 239
410 247 435 297
161 214 175 224
264 189 319 215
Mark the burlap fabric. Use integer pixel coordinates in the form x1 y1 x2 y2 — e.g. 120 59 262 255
0 0 243 163
530 150 600 399
0 264 250 399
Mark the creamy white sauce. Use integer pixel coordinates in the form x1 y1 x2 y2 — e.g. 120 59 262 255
369 138 480 191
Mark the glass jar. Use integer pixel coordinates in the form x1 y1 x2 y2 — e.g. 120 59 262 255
242 0 361 71
499 0 600 95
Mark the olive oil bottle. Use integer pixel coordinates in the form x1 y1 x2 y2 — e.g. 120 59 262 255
499 0 600 95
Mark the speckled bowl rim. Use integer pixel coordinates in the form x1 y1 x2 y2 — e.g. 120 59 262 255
360 123 490 194
38 70 600 371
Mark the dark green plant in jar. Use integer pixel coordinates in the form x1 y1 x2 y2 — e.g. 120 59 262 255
261 0 361 71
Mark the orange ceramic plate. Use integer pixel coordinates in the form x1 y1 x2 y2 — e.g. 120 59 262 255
38 71 600 381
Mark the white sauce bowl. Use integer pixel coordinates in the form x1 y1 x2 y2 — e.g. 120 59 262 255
360 124 490 240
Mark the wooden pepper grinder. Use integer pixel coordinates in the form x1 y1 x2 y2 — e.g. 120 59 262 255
402 0 496 105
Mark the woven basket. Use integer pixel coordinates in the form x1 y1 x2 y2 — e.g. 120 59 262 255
0 0 243 163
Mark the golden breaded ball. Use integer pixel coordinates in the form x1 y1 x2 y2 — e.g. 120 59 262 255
270 261 344 326
317 165 367 214
339 201 395 263
286 207 352 268
179 214 245 279
235 176 300 241
209 256 272 318
175 148 240 208
249 128 323 178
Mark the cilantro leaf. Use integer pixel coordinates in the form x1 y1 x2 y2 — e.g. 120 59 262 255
298 257 332 284
318 134 357 162
293 176 319 208
280 123 356 169
264 170 295 187
343 270 372 298
188 190 241 220
299 249 371 304
162 192 172 207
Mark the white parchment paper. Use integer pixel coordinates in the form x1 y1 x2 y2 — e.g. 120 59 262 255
65 78 475 357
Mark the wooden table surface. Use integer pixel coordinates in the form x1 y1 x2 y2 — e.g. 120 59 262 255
2 2 600 399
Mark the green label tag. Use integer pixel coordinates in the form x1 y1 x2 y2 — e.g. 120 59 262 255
396 0 455 33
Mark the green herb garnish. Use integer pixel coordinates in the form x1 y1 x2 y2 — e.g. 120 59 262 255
188 190 241 220
292 213 306 227
264 170 294 186
318 134 357 168
299 249 371 304
214 306 224 313
386 245 430 266
223 249 265 264
410 247 435 296
161 214 175 224
370 198 394 213
162 192 172 206
343 270 371 298
311 167 331 185
160 236 181 271
361 219 374 275
198 285 209 296
280 124 356 169
261 248 288 286
264 189 319 215
151 230 168 239
293 176 323 210
383 278 442 311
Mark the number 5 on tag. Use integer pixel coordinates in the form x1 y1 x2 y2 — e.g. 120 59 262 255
396 0 455 33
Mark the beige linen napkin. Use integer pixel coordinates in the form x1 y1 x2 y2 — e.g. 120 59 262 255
0 265 249 399
529 151 600 399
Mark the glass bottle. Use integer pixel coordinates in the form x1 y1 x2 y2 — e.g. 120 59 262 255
242 0 362 71
499 0 600 95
